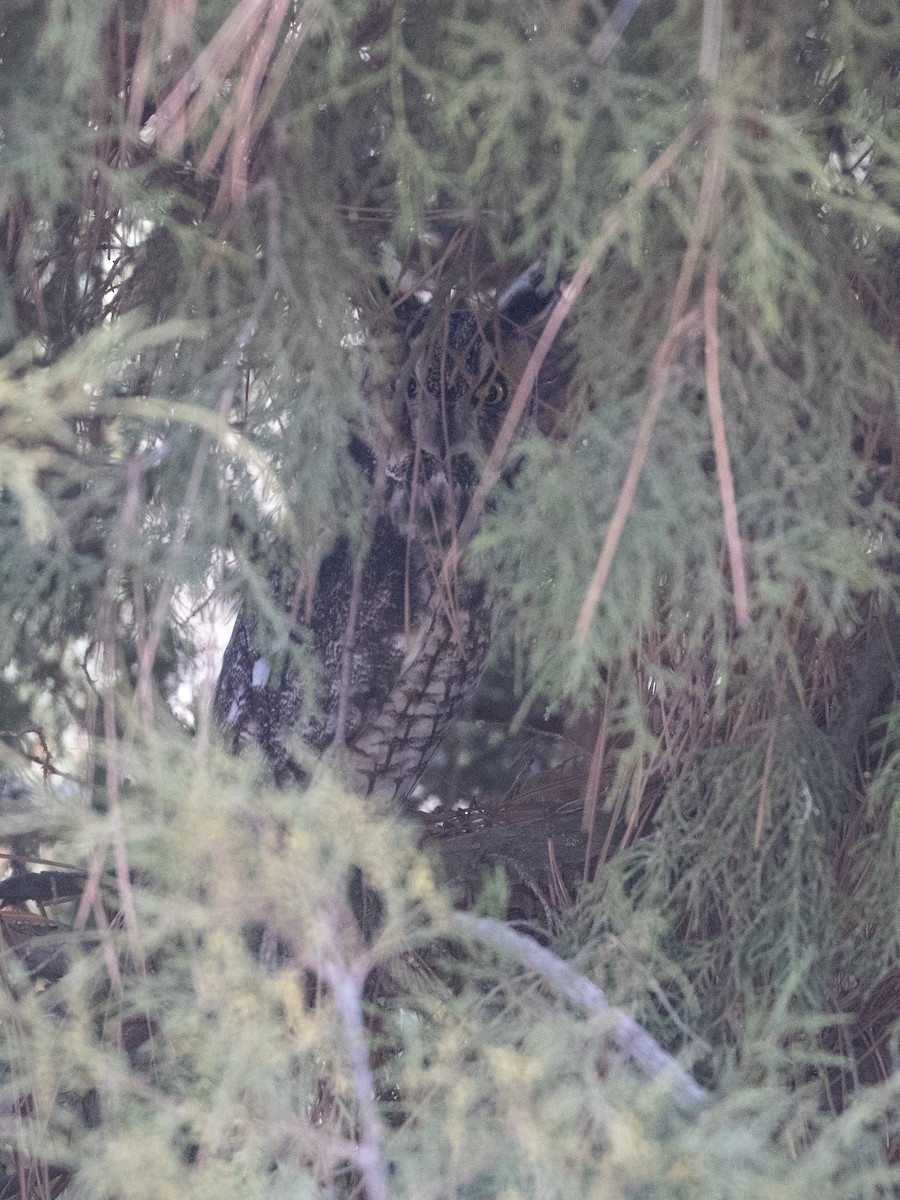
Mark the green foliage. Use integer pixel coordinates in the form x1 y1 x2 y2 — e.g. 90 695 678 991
4 736 900 1199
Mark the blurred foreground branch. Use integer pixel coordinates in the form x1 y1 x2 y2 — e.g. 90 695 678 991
449 912 709 1114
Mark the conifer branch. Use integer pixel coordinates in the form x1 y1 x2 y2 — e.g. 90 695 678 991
445 120 697 584
574 128 724 643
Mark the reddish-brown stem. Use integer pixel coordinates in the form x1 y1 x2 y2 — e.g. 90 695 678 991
703 247 749 629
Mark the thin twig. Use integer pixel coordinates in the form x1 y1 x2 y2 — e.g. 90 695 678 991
92 890 124 993
546 839 573 910
574 307 701 643
78 442 150 972
599 931 713 1056
755 725 776 851
100 596 147 974
73 846 108 932
703 247 749 629
0 731 84 785
450 912 708 1113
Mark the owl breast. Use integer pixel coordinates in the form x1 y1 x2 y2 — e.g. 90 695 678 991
214 277 544 804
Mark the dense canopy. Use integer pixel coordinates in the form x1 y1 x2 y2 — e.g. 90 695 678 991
3 1 900 1197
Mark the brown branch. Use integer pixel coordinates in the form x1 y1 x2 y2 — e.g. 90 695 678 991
248 0 328 143
212 0 290 216
125 0 193 139
703 247 749 629
441 121 698 590
150 0 270 155
573 308 701 642
146 0 326 218
124 0 160 136
574 130 725 643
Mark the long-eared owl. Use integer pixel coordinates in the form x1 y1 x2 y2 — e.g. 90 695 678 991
213 268 547 805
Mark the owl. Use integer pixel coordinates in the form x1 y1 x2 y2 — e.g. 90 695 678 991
214 270 546 805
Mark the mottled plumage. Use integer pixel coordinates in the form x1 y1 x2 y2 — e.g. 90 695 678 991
214 279 543 804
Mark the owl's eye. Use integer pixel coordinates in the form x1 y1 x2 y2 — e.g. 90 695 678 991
472 375 508 409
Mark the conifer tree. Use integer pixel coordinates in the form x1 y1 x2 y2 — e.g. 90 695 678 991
3 2 900 1196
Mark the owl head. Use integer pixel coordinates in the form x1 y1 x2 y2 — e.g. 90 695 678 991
363 266 550 547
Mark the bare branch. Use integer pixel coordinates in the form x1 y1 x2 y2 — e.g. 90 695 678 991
703 247 749 629
318 940 393 1200
575 126 725 643
147 0 270 154
699 0 724 83
444 121 697 587
449 912 709 1114
573 307 701 643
